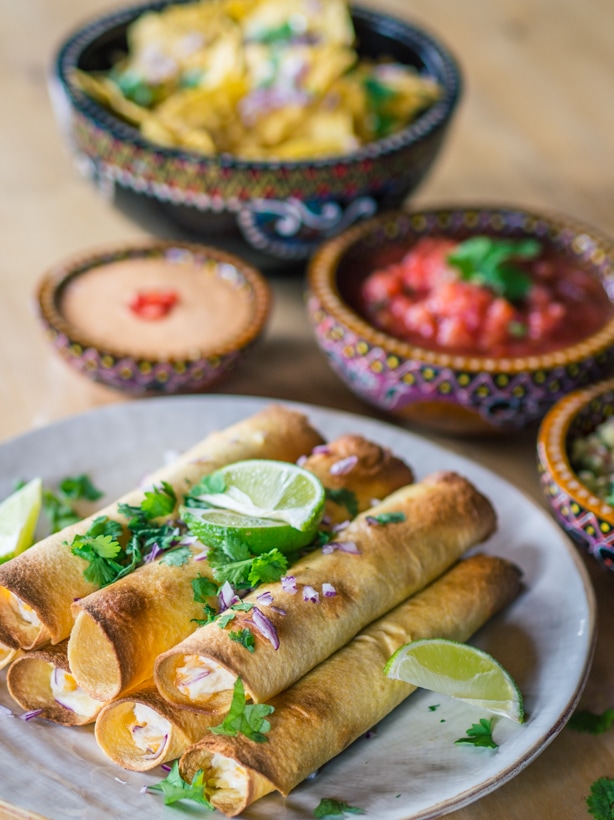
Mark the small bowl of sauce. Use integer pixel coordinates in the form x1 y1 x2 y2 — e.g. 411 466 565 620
37 241 271 394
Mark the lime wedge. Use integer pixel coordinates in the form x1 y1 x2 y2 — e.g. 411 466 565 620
0 477 43 564
183 507 317 554
385 638 524 723
193 459 326 533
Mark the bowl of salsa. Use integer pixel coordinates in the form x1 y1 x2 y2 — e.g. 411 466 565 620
307 206 614 434
538 377 614 572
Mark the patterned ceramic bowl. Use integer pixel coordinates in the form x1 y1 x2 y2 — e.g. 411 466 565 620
538 378 614 572
49 2 461 263
307 206 614 434
36 241 270 395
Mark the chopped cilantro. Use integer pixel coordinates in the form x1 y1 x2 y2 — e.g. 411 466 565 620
231 602 255 612
191 603 218 627
428 704 440 712
314 798 366 817
59 474 103 502
248 549 288 586
325 487 359 519
229 628 256 652
207 532 288 587
209 677 274 743
185 472 226 506
43 472 104 533
69 516 124 587
140 481 177 519
455 718 498 749
217 611 237 628
148 760 213 808
192 575 219 602
159 546 192 567
568 708 614 735
447 236 540 302
366 512 406 525
587 777 614 819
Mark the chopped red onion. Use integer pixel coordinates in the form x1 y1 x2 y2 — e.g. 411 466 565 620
194 549 209 561
161 763 172 772
312 444 332 455
332 519 350 532
256 591 274 606
114 777 128 785
270 606 286 616
302 585 320 603
281 575 298 594
365 729 377 739
144 543 163 563
140 785 149 795
365 516 380 527
321 514 331 528
322 583 336 597
19 709 43 721
179 534 199 547
370 498 382 507
218 581 240 611
322 541 360 555
0 704 13 718
250 607 280 650
296 454 308 466
329 455 358 476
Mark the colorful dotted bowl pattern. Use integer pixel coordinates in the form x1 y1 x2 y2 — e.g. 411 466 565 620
37 243 270 395
308 207 614 433
51 2 461 260
538 379 614 571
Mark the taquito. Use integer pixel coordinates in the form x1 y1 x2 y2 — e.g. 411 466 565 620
179 554 522 817
68 436 413 702
0 642 19 670
6 640 103 725
0 405 323 651
95 683 219 771
155 471 497 712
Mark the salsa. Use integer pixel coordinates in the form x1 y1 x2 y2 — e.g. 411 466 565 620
359 236 613 357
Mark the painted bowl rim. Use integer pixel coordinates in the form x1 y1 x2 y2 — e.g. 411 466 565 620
537 377 614 527
36 239 271 365
52 0 462 171
307 205 614 374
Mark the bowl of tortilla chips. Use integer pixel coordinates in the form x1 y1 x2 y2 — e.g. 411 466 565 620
50 0 461 263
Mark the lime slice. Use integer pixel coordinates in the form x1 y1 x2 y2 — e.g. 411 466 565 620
0 477 43 564
385 638 524 723
194 459 326 533
183 507 316 554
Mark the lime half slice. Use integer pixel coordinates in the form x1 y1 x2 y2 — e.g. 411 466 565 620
193 459 326 533
385 638 524 723
0 477 43 564
183 507 316 554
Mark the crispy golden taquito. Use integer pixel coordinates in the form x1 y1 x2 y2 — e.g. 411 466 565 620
179 554 522 816
6 640 104 725
155 472 497 712
95 683 216 771
67 435 413 702
0 405 324 650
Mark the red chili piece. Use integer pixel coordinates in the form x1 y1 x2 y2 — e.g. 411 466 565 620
129 289 179 320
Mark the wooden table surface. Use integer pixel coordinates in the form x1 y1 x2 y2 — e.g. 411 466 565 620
1 1 613 817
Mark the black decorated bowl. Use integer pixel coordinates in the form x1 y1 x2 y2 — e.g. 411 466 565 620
50 1 461 263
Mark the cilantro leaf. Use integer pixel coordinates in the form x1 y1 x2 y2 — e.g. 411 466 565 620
229 628 256 652
159 546 192 566
70 519 125 587
325 487 359 519
148 760 213 808
141 481 177 520
447 236 540 302
186 472 226 505
191 603 218 627
217 611 237 628
192 575 219 602
568 708 614 735
455 718 498 749
209 677 274 743
314 798 366 818
248 549 288 585
587 777 614 820
59 474 103 502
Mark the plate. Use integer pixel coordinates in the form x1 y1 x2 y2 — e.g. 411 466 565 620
0 396 595 820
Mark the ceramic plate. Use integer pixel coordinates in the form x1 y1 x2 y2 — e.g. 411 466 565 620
0 396 595 819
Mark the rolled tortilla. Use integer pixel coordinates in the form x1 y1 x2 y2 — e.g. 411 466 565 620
95 683 216 771
155 471 497 712
67 435 413 702
179 554 522 816
0 643 19 670
6 640 104 725
0 405 324 650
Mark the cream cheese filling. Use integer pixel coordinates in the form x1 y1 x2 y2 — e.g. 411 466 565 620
50 666 101 718
129 703 171 757
209 752 250 794
174 654 236 701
